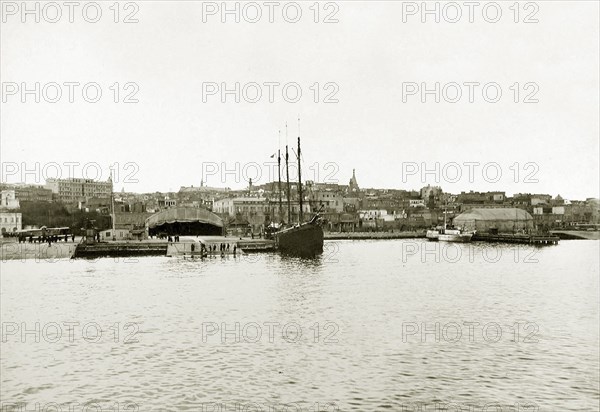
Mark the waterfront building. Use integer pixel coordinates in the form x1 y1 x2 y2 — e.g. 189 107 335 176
146 207 223 236
0 212 22 236
453 208 534 233
532 199 600 228
99 228 133 241
115 212 153 231
318 211 359 232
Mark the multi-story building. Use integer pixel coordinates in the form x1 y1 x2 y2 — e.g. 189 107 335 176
213 196 311 232
79 197 112 214
158 198 177 209
0 212 22 236
0 184 53 203
420 185 443 201
45 178 112 204
213 197 269 233
457 191 506 205
177 185 222 209
308 190 344 213
530 194 553 206
0 189 22 237
1 190 20 209
213 197 270 216
528 197 599 228
409 199 425 207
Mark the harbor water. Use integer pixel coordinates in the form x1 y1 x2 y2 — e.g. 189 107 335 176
1 240 598 411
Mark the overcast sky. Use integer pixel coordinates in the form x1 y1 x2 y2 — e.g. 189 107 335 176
1 1 598 200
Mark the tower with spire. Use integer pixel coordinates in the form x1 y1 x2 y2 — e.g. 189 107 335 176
349 169 360 193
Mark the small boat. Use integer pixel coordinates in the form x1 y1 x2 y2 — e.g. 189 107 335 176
438 227 473 243
426 226 441 241
435 206 473 243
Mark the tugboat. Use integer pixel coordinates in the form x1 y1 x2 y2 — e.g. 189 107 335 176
426 226 441 241
436 206 473 243
274 123 324 258
438 227 473 243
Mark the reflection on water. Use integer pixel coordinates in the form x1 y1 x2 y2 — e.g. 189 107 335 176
1 240 598 411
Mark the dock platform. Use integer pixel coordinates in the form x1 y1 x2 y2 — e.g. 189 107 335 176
72 236 278 259
166 236 275 257
72 241 168 258
550 230 600 240
473 233 559 245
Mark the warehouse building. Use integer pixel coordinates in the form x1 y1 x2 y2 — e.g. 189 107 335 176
453 208 533 234
146 207 223 236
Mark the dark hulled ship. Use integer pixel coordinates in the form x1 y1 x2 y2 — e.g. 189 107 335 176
273 129 324 258
275 216 324 257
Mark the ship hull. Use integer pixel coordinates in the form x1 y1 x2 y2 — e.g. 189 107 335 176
426 230 440 241
275 223 324 258
438 233 473 243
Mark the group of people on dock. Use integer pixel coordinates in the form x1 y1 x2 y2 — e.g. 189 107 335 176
188 242 237 258
17 234 76 245
203 243 237 255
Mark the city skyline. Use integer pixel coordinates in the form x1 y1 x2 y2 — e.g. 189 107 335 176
1 2 598 200
1 164 599 201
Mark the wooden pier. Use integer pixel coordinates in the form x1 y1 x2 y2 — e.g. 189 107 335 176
472 233 559 245
72 241 168 258
165 238 276 257
72 236 279 259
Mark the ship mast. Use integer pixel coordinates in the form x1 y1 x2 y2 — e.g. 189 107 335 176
297 118 303 224
443 203 447 230
285 124 291 225
110 171 116 232
277 130 283 224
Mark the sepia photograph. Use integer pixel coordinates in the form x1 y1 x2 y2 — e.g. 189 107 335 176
1 1 599 411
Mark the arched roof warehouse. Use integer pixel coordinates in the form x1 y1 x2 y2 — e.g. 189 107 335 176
455 208 533 221
454 208 533 233
146 207 223 236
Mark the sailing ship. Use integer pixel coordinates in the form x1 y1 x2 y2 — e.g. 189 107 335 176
273 123 324 257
